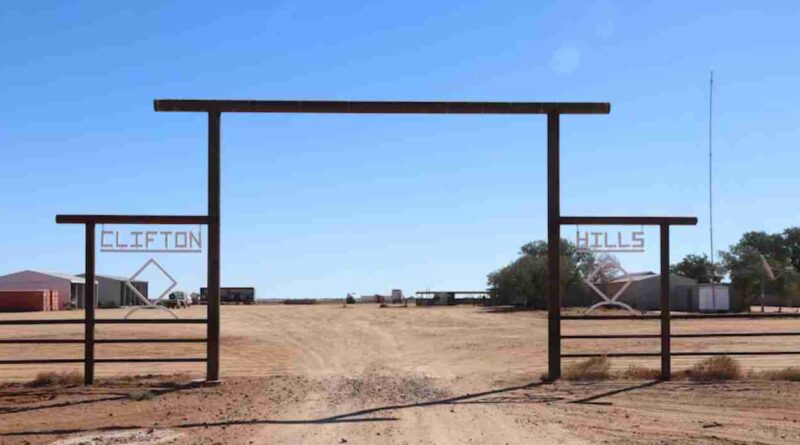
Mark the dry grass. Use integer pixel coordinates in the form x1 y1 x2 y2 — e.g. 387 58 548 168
688 356 741 382
563 356 610 381
759 367 800 382
27 371 83 387
619 365 662 380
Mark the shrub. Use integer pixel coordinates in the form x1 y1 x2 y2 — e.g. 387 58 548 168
27 371 83 387
620 365 661 380
563 356 610 381
760 367 800 382
688 356 741 382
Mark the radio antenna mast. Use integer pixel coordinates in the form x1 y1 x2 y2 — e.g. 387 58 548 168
709 71 716 297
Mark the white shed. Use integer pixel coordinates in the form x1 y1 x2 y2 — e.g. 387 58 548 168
698 284 730 312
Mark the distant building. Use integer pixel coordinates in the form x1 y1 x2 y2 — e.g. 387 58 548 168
0 270 97 309
360 290 405 304
360 294 385 303
390 289 404 303
77 274 148 308
414 291 490 306
601 272 700 312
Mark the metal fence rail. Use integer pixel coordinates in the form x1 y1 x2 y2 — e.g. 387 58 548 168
562 313 800 320
555 216 697 380
564 351 800 358
563 312 800 374
0 316 208 376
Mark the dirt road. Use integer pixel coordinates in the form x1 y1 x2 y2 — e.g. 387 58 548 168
2 305 800 444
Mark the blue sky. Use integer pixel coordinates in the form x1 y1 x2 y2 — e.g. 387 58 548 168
2 1 799 298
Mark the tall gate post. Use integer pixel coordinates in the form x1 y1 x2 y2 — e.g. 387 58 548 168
84 222 96 385
207 111 221 381
547 112 561 380
660 224 671 380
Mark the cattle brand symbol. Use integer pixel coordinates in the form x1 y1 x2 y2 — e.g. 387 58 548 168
584 258 637 315
123 258 179 319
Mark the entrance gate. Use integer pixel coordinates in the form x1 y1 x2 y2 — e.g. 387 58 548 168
10 97 792 384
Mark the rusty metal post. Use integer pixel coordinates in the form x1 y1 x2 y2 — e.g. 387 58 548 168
547 112 561 380
660 223 671 380
207 111 221 381
84 223 96 385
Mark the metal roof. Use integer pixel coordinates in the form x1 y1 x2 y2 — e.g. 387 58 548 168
28 270 91 284
76 273 146 283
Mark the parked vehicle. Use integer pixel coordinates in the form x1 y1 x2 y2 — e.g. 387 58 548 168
158 291 191 309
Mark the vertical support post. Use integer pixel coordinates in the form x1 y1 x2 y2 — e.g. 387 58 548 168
84 223 95 385
547 112 561 380
207 111 221 381
660 223 671 380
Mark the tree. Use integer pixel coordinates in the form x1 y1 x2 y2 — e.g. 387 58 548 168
720 241 765 310
487 239 603 308
776 267 800 312
720 230 792 310
670 253 721 283
782 227 800 271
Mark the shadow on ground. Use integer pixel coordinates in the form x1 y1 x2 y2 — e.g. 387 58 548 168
1 379 662 438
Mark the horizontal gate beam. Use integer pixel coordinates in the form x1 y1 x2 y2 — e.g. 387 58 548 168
560 216 697 226
154 99 611 115
56 215 208 225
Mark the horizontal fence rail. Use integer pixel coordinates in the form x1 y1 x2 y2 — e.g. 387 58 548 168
564 351 800 358
0 319 84 325
0 319 207 325
562 313 800 320
563 310 800 373
96 319 208 324
0 338 206 344
0 317 208 371
0 359 86 365
95 358 206 363
0 354 207 364
564 332 800 339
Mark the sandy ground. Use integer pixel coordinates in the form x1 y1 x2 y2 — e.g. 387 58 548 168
1 304 800 444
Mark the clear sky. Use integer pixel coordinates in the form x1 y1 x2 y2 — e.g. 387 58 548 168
2 1 799 298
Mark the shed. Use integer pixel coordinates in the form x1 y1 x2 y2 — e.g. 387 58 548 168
698 283 730 312
600 272 700 312
0 270 97 309
77 274 148 308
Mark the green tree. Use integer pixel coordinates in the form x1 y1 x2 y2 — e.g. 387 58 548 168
670 253 722 283
720 230 791 310
487 239 600 308
776 267 800 312
720 242 764 310
782 227 800 271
